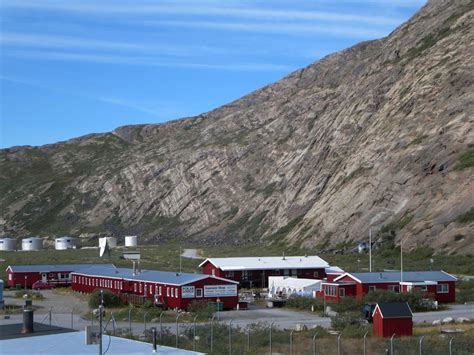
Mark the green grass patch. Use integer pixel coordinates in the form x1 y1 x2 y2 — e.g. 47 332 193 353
455 148 474 170
456 207 474 224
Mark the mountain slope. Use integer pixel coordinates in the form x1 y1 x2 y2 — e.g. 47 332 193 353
1 0 473 253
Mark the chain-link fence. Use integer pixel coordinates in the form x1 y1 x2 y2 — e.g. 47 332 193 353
17 307 474 354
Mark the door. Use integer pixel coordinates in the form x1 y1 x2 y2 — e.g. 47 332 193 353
42 273 47 282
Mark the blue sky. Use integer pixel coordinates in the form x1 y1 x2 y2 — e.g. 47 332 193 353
0 0 425 148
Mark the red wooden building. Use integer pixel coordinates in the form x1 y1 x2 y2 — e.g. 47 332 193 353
318 271 457 303
372 302 413 337
5 264 114 288
199 255 330 288
71 265 239 310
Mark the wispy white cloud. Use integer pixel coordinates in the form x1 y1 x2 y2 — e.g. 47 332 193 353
1 0 403 26
0 32 232 57
4 49 291 72
0 75 182 118
143 20 387 39
99 97 162 117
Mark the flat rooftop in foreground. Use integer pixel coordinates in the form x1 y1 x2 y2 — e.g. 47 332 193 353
0 328 202 354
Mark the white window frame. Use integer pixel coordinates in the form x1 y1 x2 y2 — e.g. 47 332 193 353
437 283 449 293
339 288 345 297
324 285 336 296
369 286 376 292
196 288 203 298
226 271 234 277
167 287 170 297
419 285 428 292
388 285 400 293
313 271 319 278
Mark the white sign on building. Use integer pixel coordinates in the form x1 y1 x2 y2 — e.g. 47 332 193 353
181 286 195 298
204 284 237 297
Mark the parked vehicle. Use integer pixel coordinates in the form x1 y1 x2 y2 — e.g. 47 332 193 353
32 281 55 290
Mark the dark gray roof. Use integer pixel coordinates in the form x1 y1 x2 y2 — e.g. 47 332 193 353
340 271 456 283
73 265 238 286
375 302 413 318
7 264 115 273
0 323 76 341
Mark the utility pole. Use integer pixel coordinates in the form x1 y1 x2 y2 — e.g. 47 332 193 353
179 246 182 274
99 290 104 355
369 228 372 272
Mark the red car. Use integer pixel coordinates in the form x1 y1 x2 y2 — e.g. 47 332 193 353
32 281 55 290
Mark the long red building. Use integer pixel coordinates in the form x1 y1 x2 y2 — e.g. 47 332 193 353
319 270 457 303
200 255 330 288
71 265 239 310
6 264 114 288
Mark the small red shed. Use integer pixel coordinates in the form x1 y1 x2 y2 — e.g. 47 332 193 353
372 302 413 338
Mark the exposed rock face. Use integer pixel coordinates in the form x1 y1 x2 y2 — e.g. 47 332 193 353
1 0 473 253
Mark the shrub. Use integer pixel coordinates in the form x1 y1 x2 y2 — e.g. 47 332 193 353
363 289 433 312
331 312 364 331
88 289 125 308
286 295 324 312
187 300 216 319
457 280 474 303
331 297 363 313
14 290 44 300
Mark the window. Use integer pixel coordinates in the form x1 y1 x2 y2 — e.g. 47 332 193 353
419 285 428 292
324 285 337 296
339 288 345 297
212 269 216 276
437 284 449 293
369 286 376 292
134 283 137 293
59 273 70 279
242 270 248 280
313 271 319 278
388 285 400 293
284 269 290 276
291 269 297 276
226 271 234 277
159 286 162 295
167 287 170 297
196 288 203 298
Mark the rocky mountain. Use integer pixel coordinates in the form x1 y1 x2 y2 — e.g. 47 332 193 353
1 0 473 253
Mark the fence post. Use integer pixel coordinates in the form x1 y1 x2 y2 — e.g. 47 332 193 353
229 319 233 355
176 313 183 349
289 329 294 355
210 314 216 353
193 315 198 352
91 309 94 325
363 331 368 355
449 337 453 355
159 312 164 344
419 336 424 355
49 307 52 326
269 322 274 355
144 310 149 333
390 333 396 355
337 332 342 355
312 332 317 355
247 326 251 352
71 309 74 330
129 307 133 335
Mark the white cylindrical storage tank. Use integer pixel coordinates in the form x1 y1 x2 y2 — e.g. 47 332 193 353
125 235 138 247
22 236 43 251
55 236 77 250
105 237 117 248
0 237 17 251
